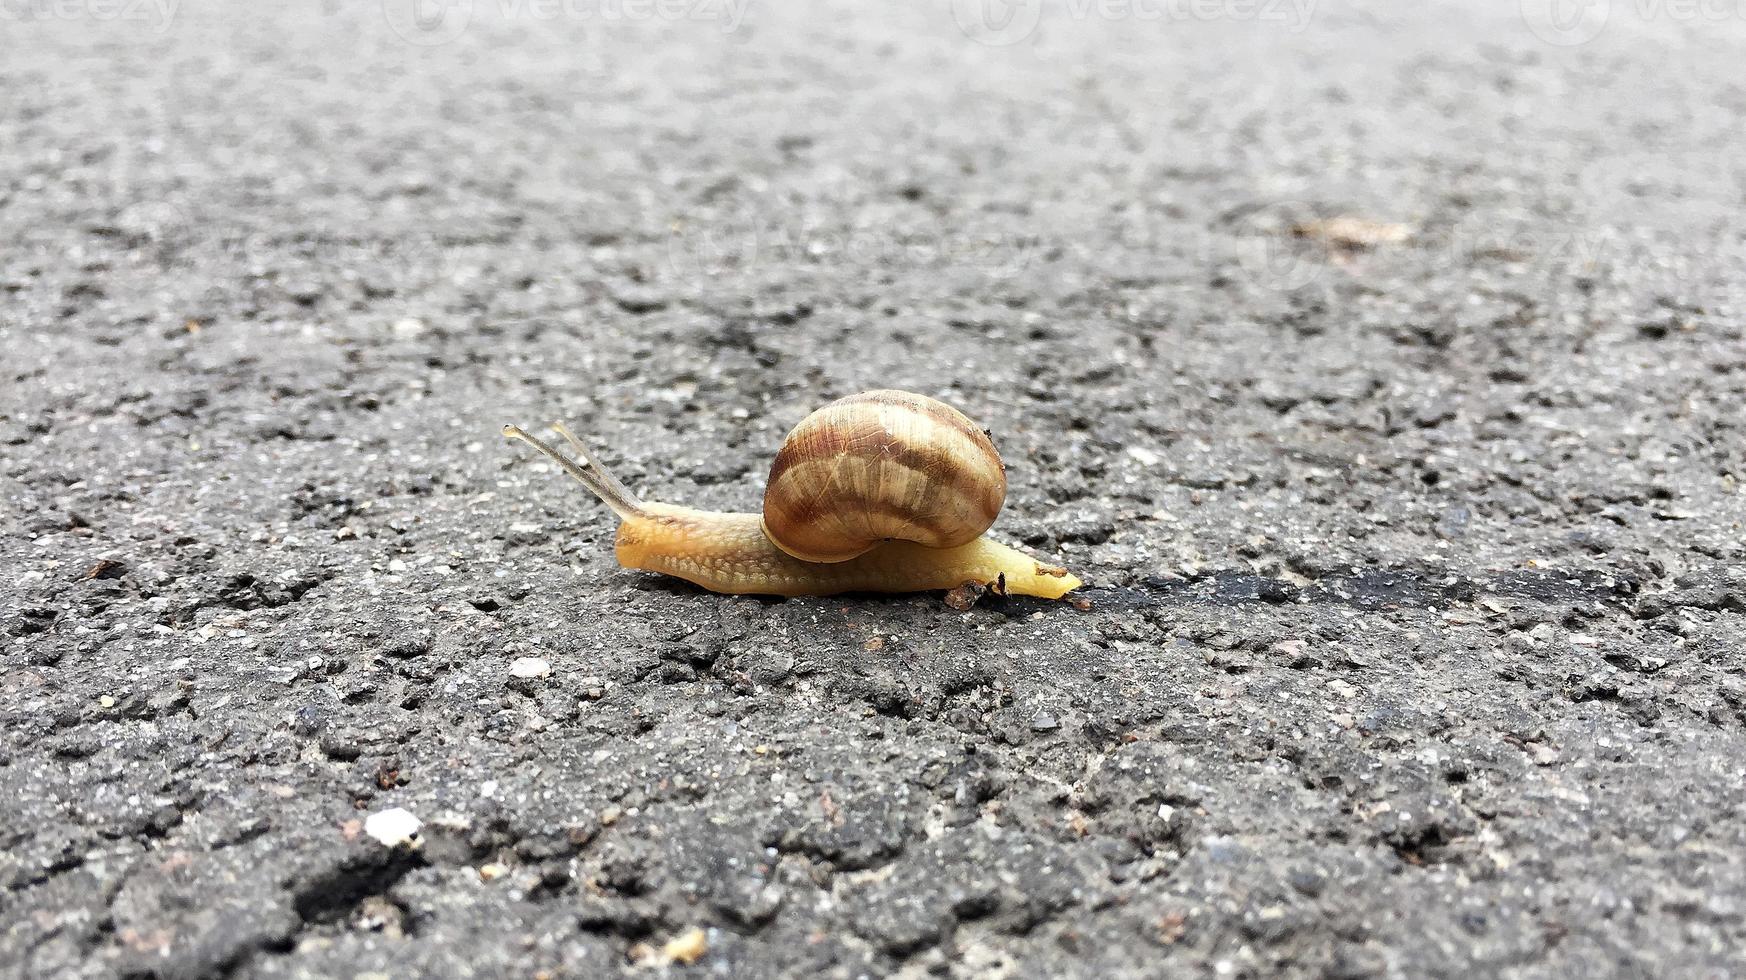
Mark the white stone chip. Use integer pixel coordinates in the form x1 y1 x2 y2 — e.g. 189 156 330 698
510 656 552 679
364 807 423 848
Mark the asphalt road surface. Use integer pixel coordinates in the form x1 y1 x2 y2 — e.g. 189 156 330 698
4 1 1745 976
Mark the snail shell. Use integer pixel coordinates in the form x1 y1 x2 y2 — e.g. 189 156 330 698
760 390 1008 563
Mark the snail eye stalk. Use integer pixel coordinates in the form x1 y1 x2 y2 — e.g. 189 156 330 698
502 423 647 522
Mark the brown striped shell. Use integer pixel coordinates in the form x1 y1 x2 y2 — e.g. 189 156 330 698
760 390 1007 563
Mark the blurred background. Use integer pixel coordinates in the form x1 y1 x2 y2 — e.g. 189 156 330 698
6 0 1739 560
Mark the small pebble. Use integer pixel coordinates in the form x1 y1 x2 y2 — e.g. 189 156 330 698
363 807 422 848
509 657 551 679
663 927 708 964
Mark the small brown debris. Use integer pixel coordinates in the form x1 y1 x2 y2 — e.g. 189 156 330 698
818 790 843 827
1067 811 1089 837
118 927 175 956
1156 911 1188 945
1292 216 1411 250
84 558 127 580
944 582 988 610
662 927 708 965
1069 595 1093 612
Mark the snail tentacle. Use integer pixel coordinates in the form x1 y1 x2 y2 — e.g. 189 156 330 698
501 423 648 522
548 420 643 514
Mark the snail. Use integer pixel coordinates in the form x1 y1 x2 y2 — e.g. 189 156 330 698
502 390 1082 600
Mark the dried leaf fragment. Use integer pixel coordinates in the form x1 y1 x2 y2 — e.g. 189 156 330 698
944 581 988 610
1292 216 1411 250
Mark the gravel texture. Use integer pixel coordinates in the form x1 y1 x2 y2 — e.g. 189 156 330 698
4 1 1745 976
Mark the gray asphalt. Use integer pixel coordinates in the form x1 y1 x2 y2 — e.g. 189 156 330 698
4 1 1745 976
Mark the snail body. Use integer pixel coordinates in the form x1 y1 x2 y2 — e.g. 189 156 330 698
618 504 1077 599
504 390 1081 600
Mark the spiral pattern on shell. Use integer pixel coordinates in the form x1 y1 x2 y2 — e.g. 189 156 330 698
760 390 1008 563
